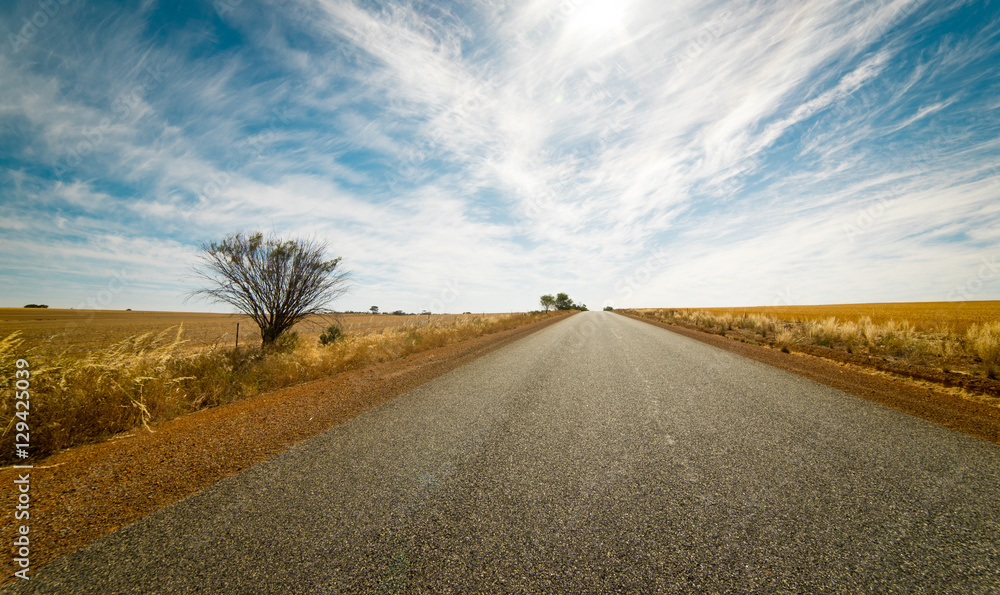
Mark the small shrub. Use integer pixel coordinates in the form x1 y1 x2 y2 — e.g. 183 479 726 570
319 325 344 345
270 332 299 353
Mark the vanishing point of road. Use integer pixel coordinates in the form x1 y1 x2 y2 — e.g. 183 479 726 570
9 312 1000 593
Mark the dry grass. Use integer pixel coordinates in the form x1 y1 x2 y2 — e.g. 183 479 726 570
627 303 1000 379
968 322 1000 369
1 311 559 463
681 301 1000 333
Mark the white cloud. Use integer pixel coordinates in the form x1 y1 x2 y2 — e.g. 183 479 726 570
1 0 998 312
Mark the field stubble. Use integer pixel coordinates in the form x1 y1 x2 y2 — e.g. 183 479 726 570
0 309 555 463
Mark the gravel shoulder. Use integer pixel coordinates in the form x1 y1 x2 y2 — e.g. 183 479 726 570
623 312 1000 444
0 312 573 585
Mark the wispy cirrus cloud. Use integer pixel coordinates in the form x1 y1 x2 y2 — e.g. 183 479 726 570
1 0 998 312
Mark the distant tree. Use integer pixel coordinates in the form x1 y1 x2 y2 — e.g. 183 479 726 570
23 304 49 308
391 310 406 316
189 231 351 346
370 305 379 315
554 292 575 311
540 294 556 312
603 306 614 311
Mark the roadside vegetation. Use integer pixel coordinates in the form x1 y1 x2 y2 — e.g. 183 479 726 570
2 230 578 463
623 308 1000 382
0 311 562 464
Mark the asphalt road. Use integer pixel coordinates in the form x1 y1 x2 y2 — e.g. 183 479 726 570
8 312 1000 594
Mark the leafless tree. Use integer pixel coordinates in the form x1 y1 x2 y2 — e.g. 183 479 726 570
189 231 351 346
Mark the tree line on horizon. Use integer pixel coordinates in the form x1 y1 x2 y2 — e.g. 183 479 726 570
539 293 587 312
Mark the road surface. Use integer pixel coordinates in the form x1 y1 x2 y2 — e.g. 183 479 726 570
8 311 1000 593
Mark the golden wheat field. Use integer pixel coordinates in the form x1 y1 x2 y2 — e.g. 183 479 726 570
639 301 1000 333
0 308 488 356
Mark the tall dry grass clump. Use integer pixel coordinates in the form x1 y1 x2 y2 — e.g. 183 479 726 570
805 317 837 345
858 316 879 349
1 312 558 463
774 329 796 349
2 326 193 459
967 322 1000 370
0 332 27 389
744 314 777 336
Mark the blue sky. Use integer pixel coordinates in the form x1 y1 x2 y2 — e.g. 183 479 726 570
2 0 999 313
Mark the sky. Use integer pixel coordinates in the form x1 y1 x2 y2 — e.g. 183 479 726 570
1 0 999 314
